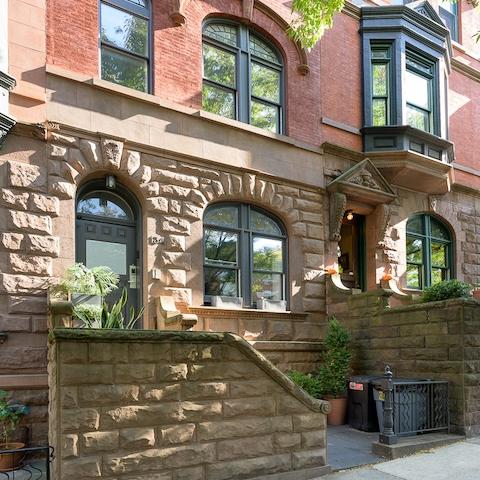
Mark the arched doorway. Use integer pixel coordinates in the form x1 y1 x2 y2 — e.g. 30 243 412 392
75 179 142 321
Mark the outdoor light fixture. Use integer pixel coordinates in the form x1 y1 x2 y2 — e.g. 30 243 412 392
105 174 116 190
346 210 354 221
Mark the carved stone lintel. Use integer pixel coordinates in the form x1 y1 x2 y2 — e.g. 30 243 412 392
375 204 391 247
329 192 347 241
170 0 191 26
242 0 254 21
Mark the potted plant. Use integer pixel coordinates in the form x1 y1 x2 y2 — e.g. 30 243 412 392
317 317 351 425
50 263 119 325
0 390 29 471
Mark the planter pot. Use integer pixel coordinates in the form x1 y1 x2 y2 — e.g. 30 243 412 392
71 294 102 307
326 397 348 426
473 290 480 299
211 296 243 309
0 443 25 472
257 298 287 311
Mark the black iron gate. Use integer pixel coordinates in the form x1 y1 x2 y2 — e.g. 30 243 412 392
0 446 53 480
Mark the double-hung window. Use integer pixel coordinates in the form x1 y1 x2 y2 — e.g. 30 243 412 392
202 21 284 133
439 0 459 42
406 214 452 290
100 0 150 93
405 52 435 133
203 203 287 307
371 44 392 126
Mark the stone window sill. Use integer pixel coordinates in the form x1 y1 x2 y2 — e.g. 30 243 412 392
45 64 322 155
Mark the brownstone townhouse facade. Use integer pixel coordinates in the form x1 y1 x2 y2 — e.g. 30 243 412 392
1 0 480 445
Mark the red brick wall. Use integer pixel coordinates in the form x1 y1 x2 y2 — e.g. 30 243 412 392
45 0 362 147
46 0 98 76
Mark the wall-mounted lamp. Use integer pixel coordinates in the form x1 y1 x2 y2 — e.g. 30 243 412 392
346 210 354 221
105 174 116 190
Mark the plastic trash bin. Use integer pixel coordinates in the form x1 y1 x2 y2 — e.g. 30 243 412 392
347 375 384 432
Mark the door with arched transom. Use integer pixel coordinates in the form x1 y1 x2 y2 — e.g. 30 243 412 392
75 181 141 321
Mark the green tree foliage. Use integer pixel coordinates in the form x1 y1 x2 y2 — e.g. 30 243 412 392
289 0 470 49
289 0 346 49
317 317 351 398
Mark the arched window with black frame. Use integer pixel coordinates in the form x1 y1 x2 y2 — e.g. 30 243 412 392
203 203 287 308
406 214 452 290
202 20 284 133
100 0 151 93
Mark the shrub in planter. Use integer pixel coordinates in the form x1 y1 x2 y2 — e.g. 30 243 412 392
421 279 471 303
317 317 351 425
287 371 322 399
0 390 29 471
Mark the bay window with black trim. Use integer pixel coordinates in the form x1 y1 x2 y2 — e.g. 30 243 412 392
202 21 284 133
370 43 393 126
203 203 287 308
406 214 452 290
99 0 150 93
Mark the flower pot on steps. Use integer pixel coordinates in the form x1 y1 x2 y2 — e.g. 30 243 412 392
0 442 26 472
326 397 348 426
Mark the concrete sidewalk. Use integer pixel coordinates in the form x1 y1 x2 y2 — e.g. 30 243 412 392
322 439 480 480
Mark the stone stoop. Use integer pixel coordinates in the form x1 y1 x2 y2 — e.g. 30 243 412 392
372 433 466 460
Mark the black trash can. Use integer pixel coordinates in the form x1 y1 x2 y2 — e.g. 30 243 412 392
348 375 384 432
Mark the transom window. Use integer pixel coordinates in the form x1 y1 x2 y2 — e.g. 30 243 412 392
202 21 284 133
406 214 452 290
203 203 287 307
405 52 435 133
77 191 134 222
100 0 150 93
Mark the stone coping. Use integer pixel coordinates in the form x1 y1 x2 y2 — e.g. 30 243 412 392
49 328 331 414
251 341 325 352
189 306 308 320
381 296 480 315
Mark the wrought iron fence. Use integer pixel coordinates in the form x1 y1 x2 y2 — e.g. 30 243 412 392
393 380 449 436
0 446 53 480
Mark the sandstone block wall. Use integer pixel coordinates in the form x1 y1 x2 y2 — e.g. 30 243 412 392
338 293 480 436
49 329 330 480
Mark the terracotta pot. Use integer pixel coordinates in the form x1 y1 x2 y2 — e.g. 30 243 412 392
326 397 348 426
473 289 480 299
0 442 26 472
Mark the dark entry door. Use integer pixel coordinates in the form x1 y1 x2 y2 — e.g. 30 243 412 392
76 188 140 321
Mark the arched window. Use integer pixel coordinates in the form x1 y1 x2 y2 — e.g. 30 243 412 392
202 20 284 133
406 214 452 289
100 0 151 92
203 203 287 307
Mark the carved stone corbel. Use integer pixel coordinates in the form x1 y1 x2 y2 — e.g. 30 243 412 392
329 192 347 241
375 203 391 247
170 0 191 26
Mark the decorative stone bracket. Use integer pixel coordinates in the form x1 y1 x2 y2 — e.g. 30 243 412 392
329 192 347 241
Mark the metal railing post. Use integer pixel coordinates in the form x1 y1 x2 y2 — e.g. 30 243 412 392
379 364 398 445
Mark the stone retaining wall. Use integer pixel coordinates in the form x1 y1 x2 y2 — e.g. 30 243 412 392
338 293 480 436
49 329 330 479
